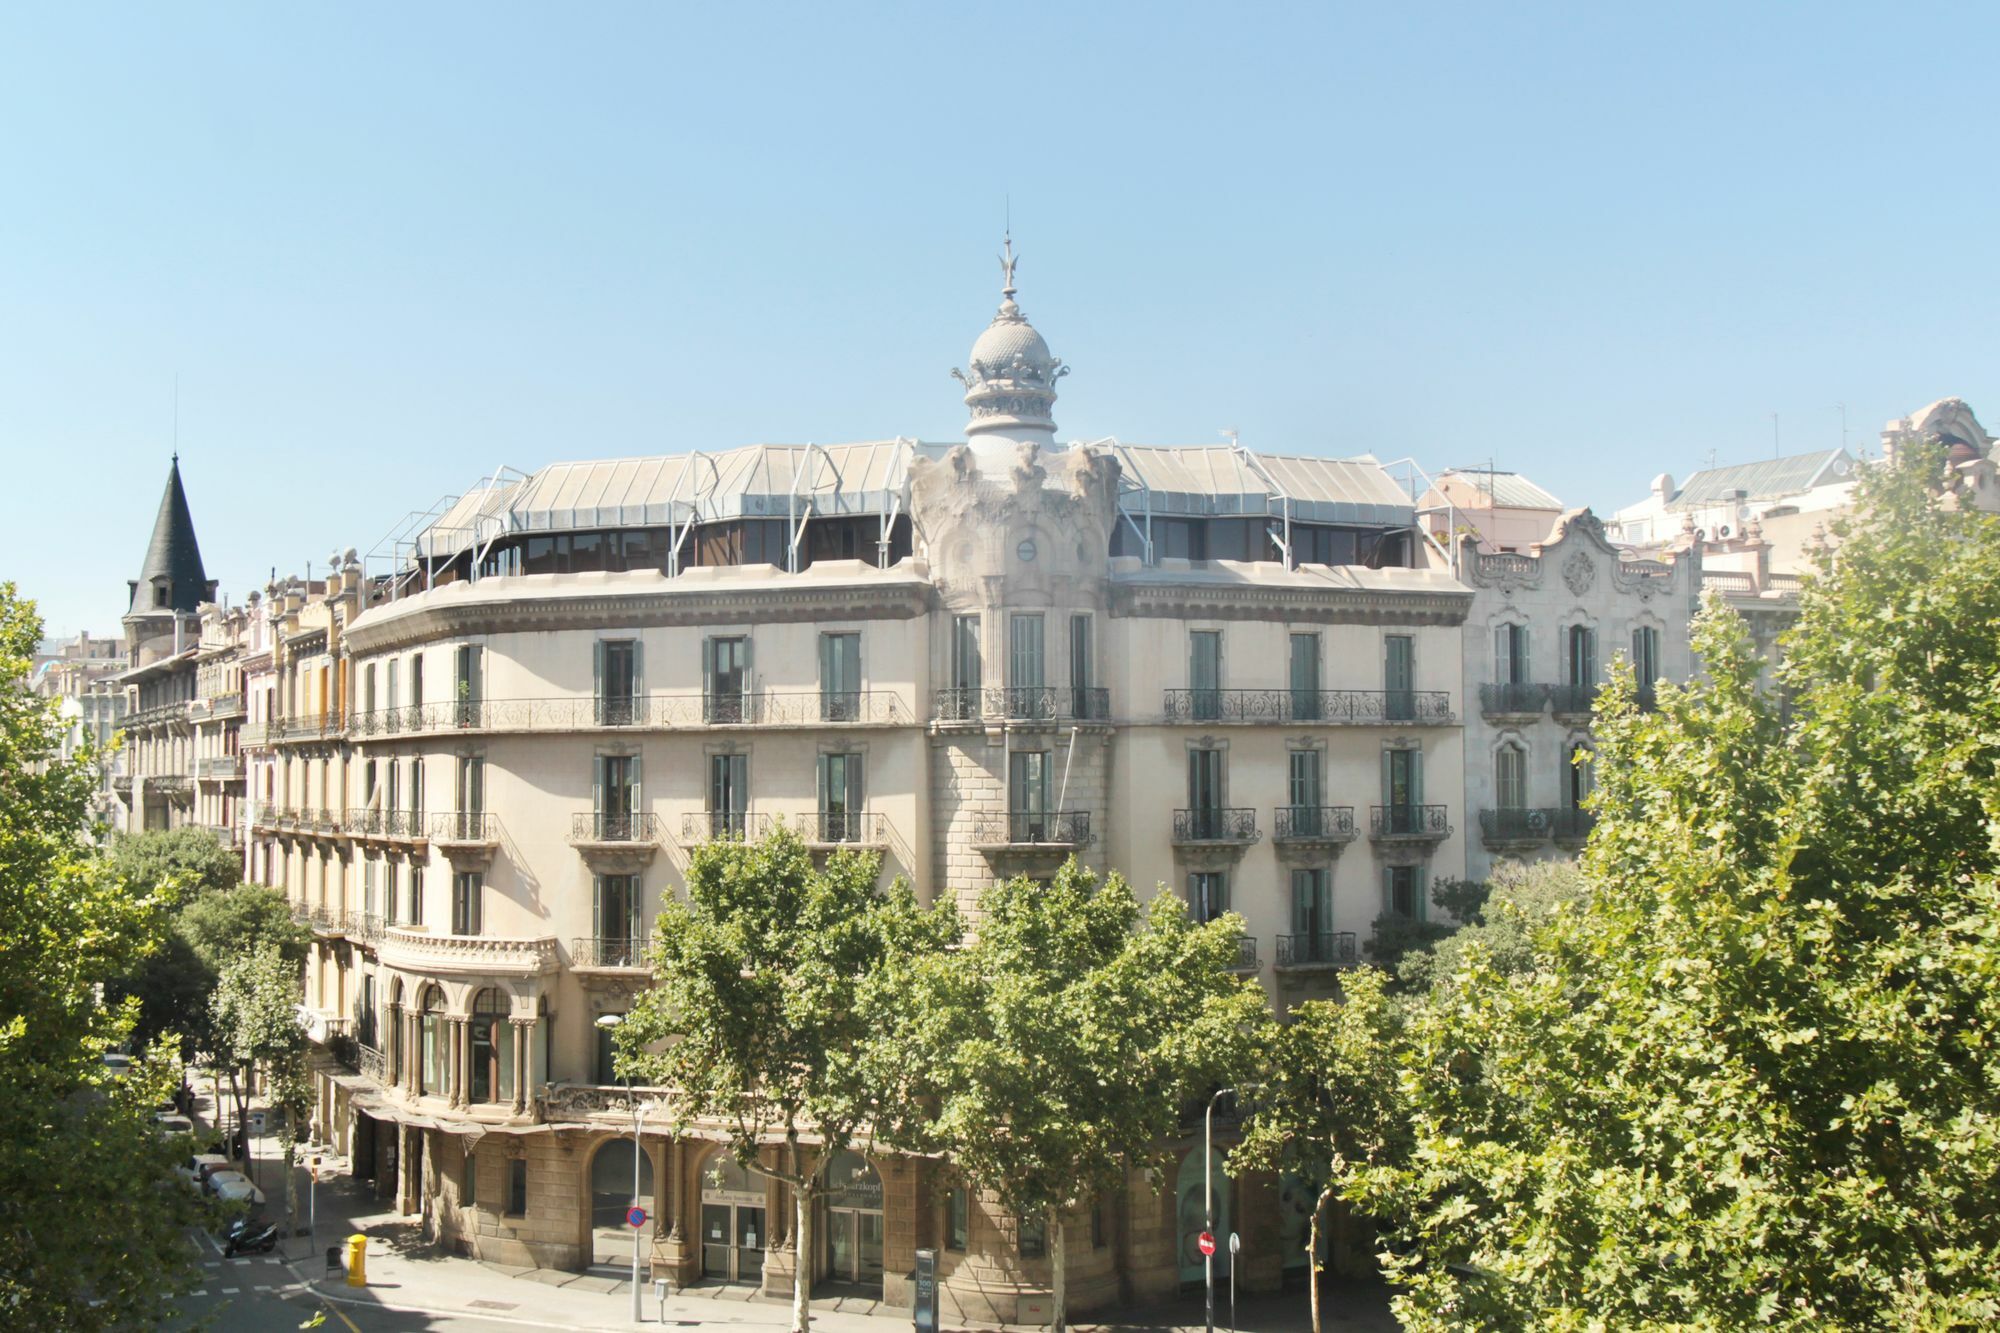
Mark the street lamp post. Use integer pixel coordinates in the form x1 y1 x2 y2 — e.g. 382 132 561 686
596 1014 645 1325
1204 1085 1260 1333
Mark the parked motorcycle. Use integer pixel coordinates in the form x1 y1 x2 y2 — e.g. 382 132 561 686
223 1215 279 1257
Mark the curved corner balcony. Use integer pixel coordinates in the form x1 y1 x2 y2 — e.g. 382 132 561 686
345 690 912 741
1162 689 1453 726
1368 804 1451 843
377 927 558 979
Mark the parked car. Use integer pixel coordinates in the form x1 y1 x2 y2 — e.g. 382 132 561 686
155 1113 194 1138
206 1171 266 1208
177 1153 232 1191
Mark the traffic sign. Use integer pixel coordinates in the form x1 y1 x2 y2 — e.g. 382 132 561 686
627 1206 649 1229
1197 1231 1216 1257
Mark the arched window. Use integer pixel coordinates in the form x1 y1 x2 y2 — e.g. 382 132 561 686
470 988 511 1104
420 985 448 1097
1494 743 1527 811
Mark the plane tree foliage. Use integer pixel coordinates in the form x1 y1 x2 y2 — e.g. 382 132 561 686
615 828 956 1333
0 583 203 1328
1347 443 2000 1330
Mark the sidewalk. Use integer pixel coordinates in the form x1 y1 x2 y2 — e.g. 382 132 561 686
211 1090 1395 1333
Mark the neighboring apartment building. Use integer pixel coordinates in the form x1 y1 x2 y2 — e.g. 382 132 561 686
33 632 129 832
1457 510 1700 882
254 259 1467 1316
1417 467 1564 554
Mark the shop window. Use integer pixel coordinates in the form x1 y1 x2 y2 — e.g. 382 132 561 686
1018 1215 1046 1260
946 1188 968 1252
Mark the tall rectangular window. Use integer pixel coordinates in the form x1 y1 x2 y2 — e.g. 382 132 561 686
1384 635 1415 721
1068 615 1094 719
708 753 747 838
1566 625 1597 686
408 865 425 928
385 659 401 729
817 752 864 843
1290 868 1329 938
1383 747 1423 834
1189 630 1222 722
1385 865 1421 921
1009 750 1051 841
1287 749 1322 809
1009 614 1044 717
455 757 484 840
410 653 424 710
454 645 482 726
946 1189 969 1252
819 633 861 721
595 754 641 839
1188 871 1229 924
363 663 377 718
1495 624 1531 685
704 636 750 724
1186 748 1225 840
1567 743 1594 810
952 615 981 691
451 871 482 936
1631 626 1660 707
1288 633 1321 721
597 639 640 726
1496 745 1527 810
595 874 640 964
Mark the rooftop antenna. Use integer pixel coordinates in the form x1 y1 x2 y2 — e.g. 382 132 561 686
1704 448 1719 473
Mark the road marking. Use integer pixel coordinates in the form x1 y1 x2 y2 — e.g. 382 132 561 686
220 1286 239 1294
202 1261 220 1269
232 1257 250 1266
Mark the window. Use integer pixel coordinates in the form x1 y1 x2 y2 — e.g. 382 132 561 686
1289 633 1321 720
454 756 484 840
595 874 641 964
1382 747 1423 830
363 664 376 718
1385 865 1422 921
408 865 425 929
946 1189 969 1252
1186 748 1225 839
596 640 641 726
1566 625 1597 686
951 615 981 691
1631 626 1660 707
704 636 750 724
1188 872 1228 924
1494 623 1531 685
1018 1215 1046 1260
595 754 642 839
1287 749 1322 809
707 753 747 838
1384 635 1415 721
1290 869 1329 939
1068 614 1095 718
1009 750 1051 841
1009 614 1045 713
595 1017 622 1085
507 1158 528 1216
819 633 861 721
470 989 510 1104
357 972 377 1050
452 871 482 936
463 1150 478 1208
408 757 424 822
420 986 448 1097
817 752 864 843
410 653 424 710
1495 744 1527 810
1189 631 1221 721
386 659 400 727
1567 743 1594 810
454 645 482 726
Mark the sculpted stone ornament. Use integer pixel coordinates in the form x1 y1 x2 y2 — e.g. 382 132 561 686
1562 550 1596 596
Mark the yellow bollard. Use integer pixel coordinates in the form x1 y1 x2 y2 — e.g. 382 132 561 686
345 1233 368 1287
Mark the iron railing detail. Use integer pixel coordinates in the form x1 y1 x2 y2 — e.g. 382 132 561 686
1228 934 1259 971
356 1044 386 1083
1172 807 1259 843
346 691 913 738
1548 807 1596 844
1163 688 1452 725
930 686 1111 723
1478 682 1548 716
431 811 498 843
1272 805 1357 842
571 936 652 969
970 810 1093 848
1546 683 1597 717
1478 807 1553 845
570 812 662 843
803 811 889 845
1369 804 1451 839
1276 932 1358 968
681 810 751 842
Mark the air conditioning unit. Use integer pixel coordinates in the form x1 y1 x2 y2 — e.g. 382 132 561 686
1718 525 1733 539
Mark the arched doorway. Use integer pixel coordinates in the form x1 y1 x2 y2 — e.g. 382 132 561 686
1175 1147 1231 1286
817 1150 883 1294
468 989 510 1105
590 1137 655 1269
699 1152 766 1286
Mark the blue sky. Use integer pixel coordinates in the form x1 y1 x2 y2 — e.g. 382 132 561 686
3 2 1994 636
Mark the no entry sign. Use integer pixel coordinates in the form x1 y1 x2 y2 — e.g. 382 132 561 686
1197 1231 1216 1257
627 1206 649 1230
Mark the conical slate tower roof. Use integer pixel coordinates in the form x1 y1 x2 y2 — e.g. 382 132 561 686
128 456 213 616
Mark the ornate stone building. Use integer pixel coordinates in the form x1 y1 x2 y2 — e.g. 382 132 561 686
261 254 1468 1317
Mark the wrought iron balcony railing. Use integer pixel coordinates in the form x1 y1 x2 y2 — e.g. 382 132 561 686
1227 934 1259 972
970 810 1093 848
346 911 384 944
803 810 890 845
196 755 244 780
1276 931 1359 968
347 690 915 737
1162 688 1453 725
431 811 498 844
1369 804 1451 839
1546 683 1597 717
930 686 1112 723
309 904 345 936
1548 807 1596 845
1272 805 1357 842
571 935 652 969
1171 807 1259 843
570 811 662 843
681 810 751 842
149 775 193 798
201 695 246 719
1478 807 1553 846
356 1044 386 1084
1478 682 1548 716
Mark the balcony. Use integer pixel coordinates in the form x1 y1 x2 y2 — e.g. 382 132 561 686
111 774 133 799
570 811 661 870
347 690 917 740
1546 683 1597 721
969 810 1093 852
1549 807 1596 849
1272 805 1358 848
356 1044 387 1084
345 911 385 945
238 721 270 749
930 686 1112 724
250 804 281 832
301 1011 351 1046
309 905 345 938
799 810 891 849
571 935 652 975
1162 688 1453 726
680 810 753 843
149 775 193 802
430 812 500 868
197 755 243 781
271 714 343 745
121 700 190 730
201 695 246 720
1171 807 1260 847
342 807 429 844
1368 804 1451 843
1478 807 1553 851
1275 931 1358 971
540 1082 673 1121
1226 934 1259 973
1478 682 1547 720
377 927 558 979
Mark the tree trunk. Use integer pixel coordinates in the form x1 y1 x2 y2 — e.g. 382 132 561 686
789 1135 812 1333
283 1136 298 1239
1049 1208 1068 1333
1309 1185 1334 1333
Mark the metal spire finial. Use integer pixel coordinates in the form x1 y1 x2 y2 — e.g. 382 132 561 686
998 231 1019 300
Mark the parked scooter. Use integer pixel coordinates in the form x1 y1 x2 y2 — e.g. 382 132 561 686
223 1215 279 1256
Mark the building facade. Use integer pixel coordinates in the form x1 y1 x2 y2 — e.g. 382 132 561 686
258 262 1463 1317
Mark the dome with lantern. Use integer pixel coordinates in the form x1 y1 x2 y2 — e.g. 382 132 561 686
951 235 1068 449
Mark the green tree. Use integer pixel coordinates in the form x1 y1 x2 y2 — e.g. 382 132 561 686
887 861 1266 1333
112 883 308 1057
615 829 954 1333
211 943 311 1228
1393 859 1584 993
0 583 204 1326
110 825 243 898
1351 445 2000 1330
